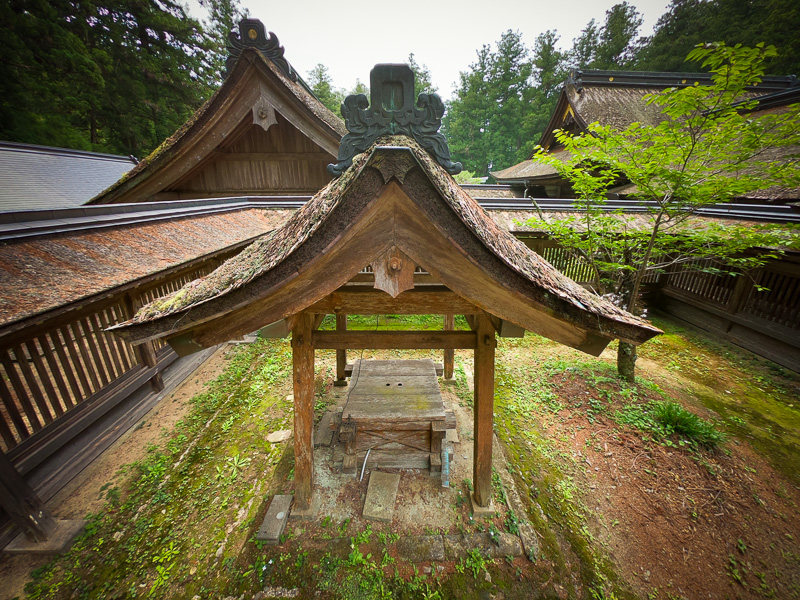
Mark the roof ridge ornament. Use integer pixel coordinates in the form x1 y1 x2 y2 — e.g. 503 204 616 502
328 64 462 177
226 18 297 81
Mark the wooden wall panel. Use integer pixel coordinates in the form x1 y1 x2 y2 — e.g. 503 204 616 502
168 113 334 196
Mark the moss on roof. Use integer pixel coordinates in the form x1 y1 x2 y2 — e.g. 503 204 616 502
126 134 655 336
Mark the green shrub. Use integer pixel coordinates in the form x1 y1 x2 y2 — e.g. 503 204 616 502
652 401 726 449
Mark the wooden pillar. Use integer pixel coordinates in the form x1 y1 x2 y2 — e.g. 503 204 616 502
123 293 164 392
473 312 496 507
443 314 455 379
334 313 347 386
291 312 315 510
0 450 56 542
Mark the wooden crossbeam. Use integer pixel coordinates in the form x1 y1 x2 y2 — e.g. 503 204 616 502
307 287 478 315
312 330 476 350
358 431 430 453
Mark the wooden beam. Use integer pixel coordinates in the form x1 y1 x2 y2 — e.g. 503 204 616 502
124 294 164 392
313 330 476 350
291 312 315 511
371 247 416 298
347 273 440 285
473 311 496 507
335 314 347 386
308 287 478 315
443 314 455 379
0 450 56 542
312 313 327 330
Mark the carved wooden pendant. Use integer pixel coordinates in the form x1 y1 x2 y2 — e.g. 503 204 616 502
371 247 416 298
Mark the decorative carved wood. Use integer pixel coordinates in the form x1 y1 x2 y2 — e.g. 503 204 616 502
252 101 278 132
371 247 416 298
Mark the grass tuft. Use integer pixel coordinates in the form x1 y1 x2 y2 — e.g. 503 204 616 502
652 401 727 449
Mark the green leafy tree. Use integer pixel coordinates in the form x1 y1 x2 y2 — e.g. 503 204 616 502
307 63 345 116
522 31 569 157
636 0 800 76
200 0 249 84
350 79 369 97
569 19 600 69
592 1 644 69
407 53 437 98
525 43 800 380
443 44 494 175
0 0 212 157
444 31 537 176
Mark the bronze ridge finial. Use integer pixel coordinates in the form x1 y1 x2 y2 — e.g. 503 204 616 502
327 64 463 177
226 18 296 81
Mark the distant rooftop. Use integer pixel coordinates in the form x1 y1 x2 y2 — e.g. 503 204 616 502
0 141 137 212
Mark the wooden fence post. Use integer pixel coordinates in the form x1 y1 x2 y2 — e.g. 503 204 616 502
473 311 495 507
335 313 347 386
292 312 315 511
0 450 56 542
443 314 455 379
123 294 164 392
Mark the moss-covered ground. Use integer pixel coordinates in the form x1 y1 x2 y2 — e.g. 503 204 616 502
16 314 800 600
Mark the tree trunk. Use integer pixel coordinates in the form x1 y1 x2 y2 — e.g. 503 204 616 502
617 341 637 383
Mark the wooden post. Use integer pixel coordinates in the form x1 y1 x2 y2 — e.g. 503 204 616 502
292 312 315 510
443 314 455 379
123 294 164 392
0 450 56 542
334 313 347 387
473 312 495 507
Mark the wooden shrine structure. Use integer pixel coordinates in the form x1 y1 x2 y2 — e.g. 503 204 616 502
112 65 661 510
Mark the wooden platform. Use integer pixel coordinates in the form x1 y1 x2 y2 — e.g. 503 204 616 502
337 359 446 474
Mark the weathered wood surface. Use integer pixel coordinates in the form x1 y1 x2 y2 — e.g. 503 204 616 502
308 287 477 315
93 51 343 204
345 360 446 423
335 314 347 386
313 331 476 350
370 247 416 298
473 312 495 507
340 360 447 473
443 314 455 379
0 450 55 542
291 313 314 510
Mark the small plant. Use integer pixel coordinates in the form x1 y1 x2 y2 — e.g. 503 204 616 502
652 402 727 448
456 548 494 579
504 509 520 535
488 523 501 545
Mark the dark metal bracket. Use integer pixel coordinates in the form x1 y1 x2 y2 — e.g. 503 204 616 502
226 18 296 81
328 64 462 177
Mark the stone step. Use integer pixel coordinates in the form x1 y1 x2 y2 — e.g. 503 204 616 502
256 495 292 544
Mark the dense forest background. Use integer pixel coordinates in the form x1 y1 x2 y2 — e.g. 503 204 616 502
1 0 798 169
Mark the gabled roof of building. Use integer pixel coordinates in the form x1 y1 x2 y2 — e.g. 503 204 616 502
492 69 800 198
88 42 346 205
110 135 661 355
0 142 136 213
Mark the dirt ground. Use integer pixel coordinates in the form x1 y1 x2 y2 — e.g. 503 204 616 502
0 347 231 600
537 367 800 600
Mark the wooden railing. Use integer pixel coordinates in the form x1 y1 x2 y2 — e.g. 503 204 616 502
0 264 213 453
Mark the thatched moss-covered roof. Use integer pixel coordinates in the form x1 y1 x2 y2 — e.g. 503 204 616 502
117 135 657 345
